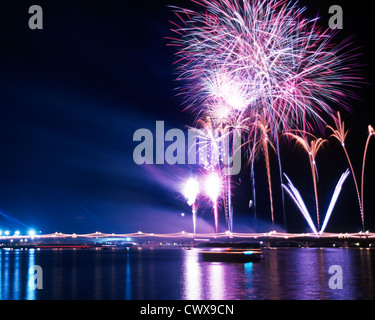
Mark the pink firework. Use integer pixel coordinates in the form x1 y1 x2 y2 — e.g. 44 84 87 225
168 0 361 136
183 177 200 233
168 0 362 232
204 172 223 232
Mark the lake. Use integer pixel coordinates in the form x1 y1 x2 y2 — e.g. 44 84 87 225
0 247 374 300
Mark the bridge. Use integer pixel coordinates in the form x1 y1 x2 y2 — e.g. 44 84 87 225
0 231 374 248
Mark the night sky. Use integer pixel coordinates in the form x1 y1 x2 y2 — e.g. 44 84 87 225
0 0 374 235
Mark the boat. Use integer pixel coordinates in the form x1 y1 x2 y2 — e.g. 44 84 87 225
200 248 261 262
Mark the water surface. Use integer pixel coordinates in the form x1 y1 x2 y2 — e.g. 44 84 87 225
0 247 374 300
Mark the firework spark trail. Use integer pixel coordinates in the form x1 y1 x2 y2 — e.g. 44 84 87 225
327 112 363 230
320 169 350 234
183 177 200 233
169 0 361 230
225 141 233 231
213 200 219 233
247 116 277 229
285 132 326 230
249 134 257 231
192 202 197 234
283 169 350 235
193 117 243 231
193 117 225 171
263 137 274 229
282 173 318 236
259 120 276 230
275 135 287 229
361 125 374 230
205 172 223 232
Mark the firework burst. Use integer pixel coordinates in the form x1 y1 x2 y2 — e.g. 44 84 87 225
183 177 200 233
168 0 361 135
169 0 362 231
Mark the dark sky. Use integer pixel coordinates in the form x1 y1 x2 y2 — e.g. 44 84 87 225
0 0 374 235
